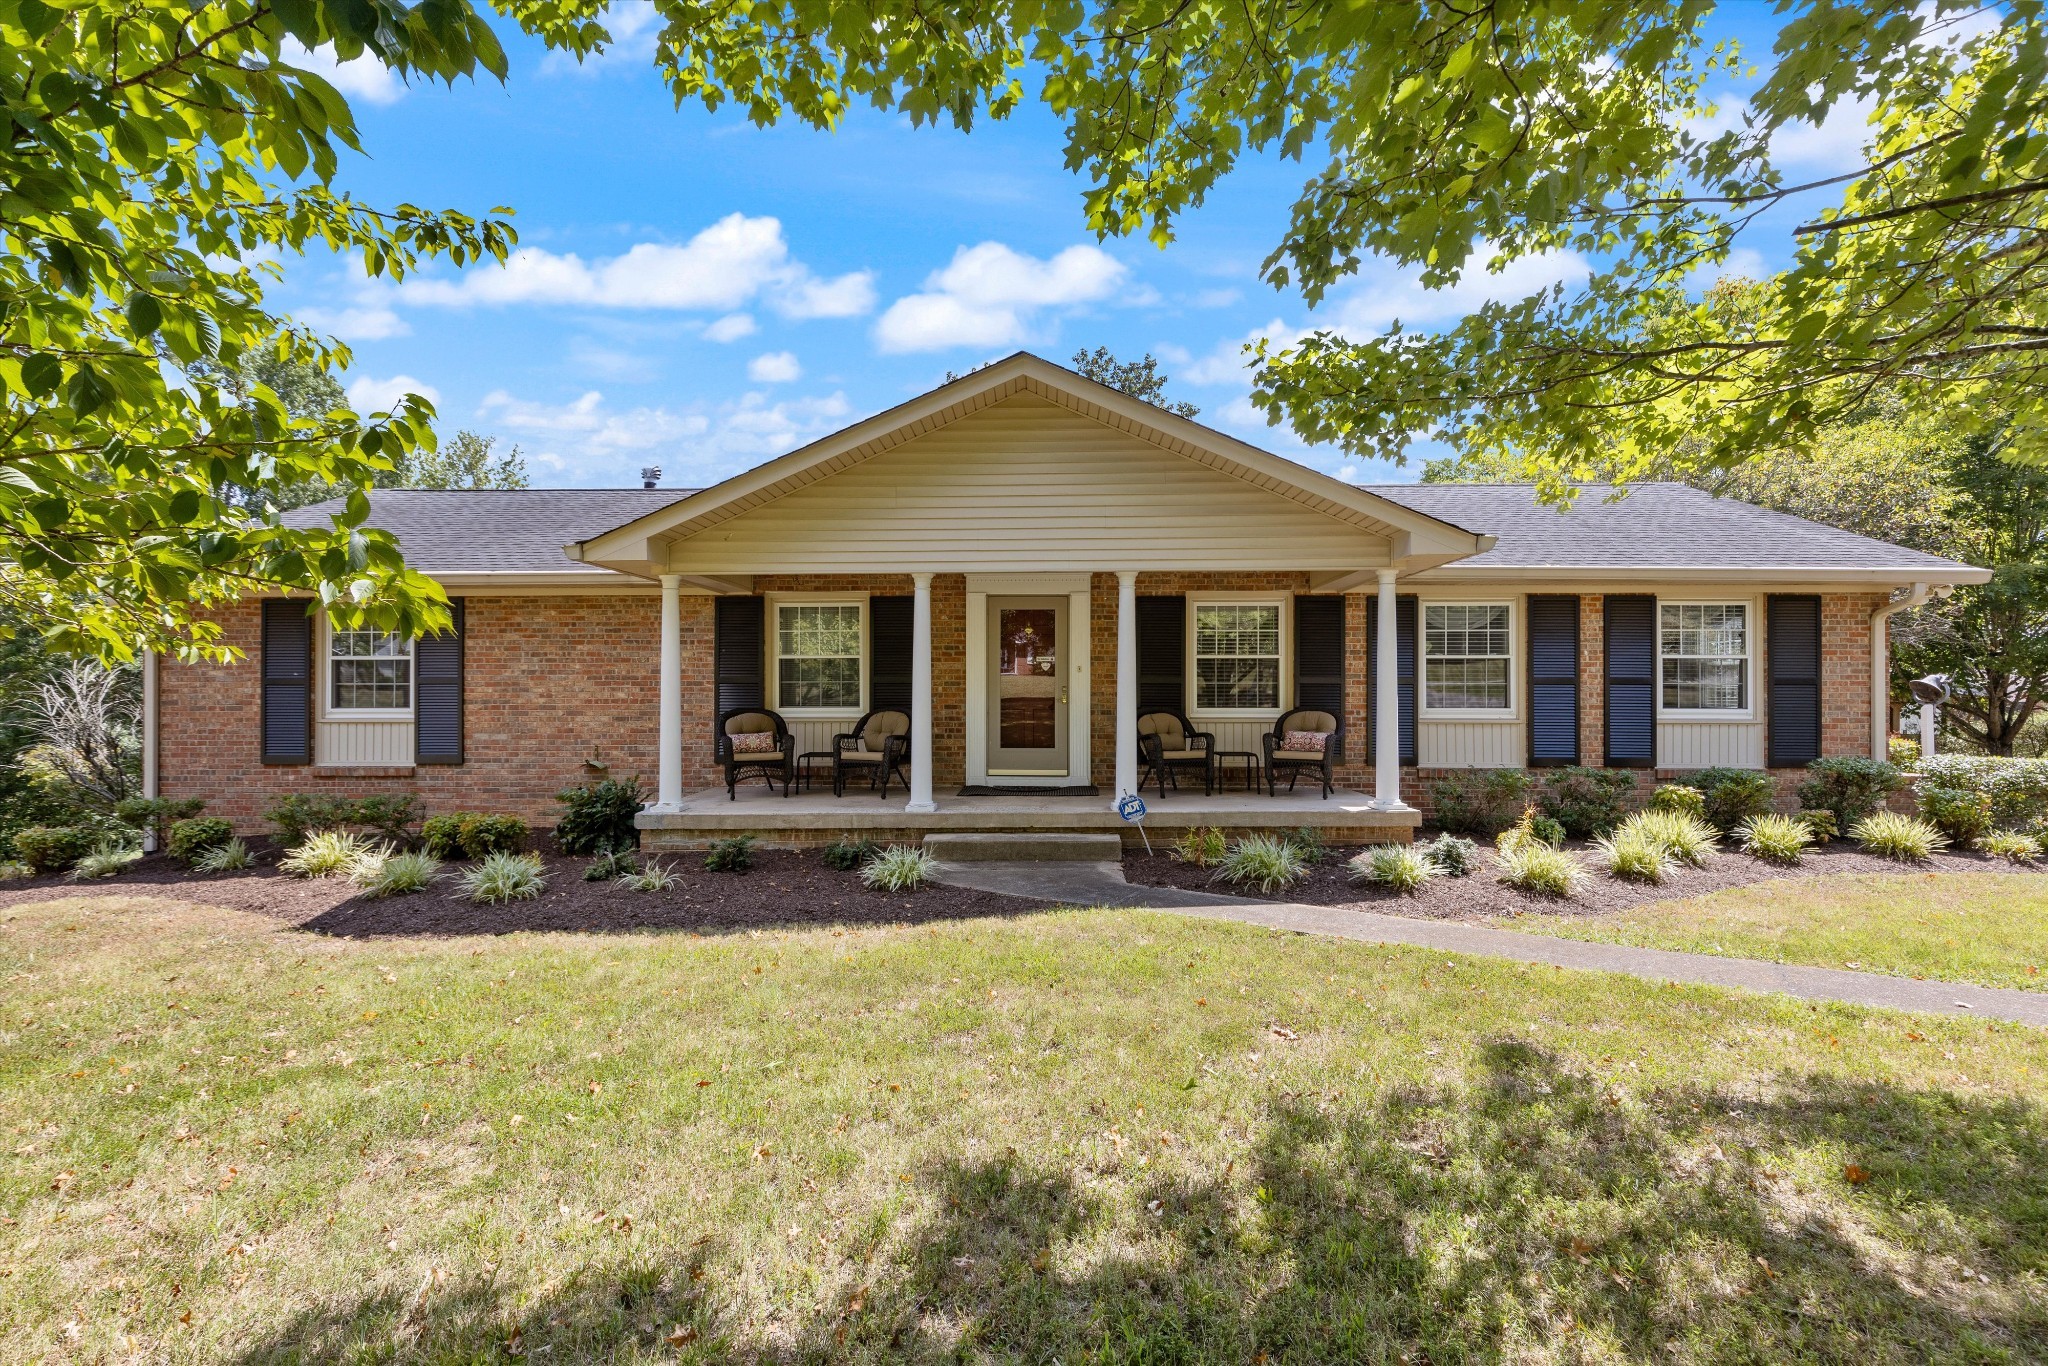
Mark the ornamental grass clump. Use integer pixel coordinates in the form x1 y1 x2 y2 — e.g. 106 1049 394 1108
1738 813 1813 865
1594 828 1675 884
354 850 441 898
583 846 639 882
1981 829 2042 864
1346 843 1439 894
279 830 377 879
460 851 548 904
1171 826 1227 868
1617 809 1719 868
1853 811 1949 864
622 859 682 892
1213 835 1308 894
70 841 140 881
860 844 938 892
192 838 253 873
1495 842 1589 898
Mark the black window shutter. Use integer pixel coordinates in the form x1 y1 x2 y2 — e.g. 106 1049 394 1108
868 595 913 712
260 599 313 765
1136 595 1186 710
1604 594 1656 768
1527 594 1580 766
1365 594 1417 765
415 597 464 765
1767 594 1823 767
713 595 766 753
1293 595 1345 716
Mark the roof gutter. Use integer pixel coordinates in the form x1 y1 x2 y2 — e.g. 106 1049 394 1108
1870 583 1949 760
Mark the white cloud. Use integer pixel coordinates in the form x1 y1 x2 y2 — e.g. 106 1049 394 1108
297 298 409 341
347 374 440 412
1327 243 1591 335
873 242 1126 352
280 40 407 107
476 387 853 483
1684 245 1771 293
747 351 802 383
540 1 661 75
566 337 661 382
401 213 875 320
1180 320 1303 386
703 313 758 343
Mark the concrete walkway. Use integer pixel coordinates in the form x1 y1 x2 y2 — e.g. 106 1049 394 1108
931 860 2048 1028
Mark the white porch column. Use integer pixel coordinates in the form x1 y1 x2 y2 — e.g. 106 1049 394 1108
650 573 685 812
1115 570 1139 799
1375 568 1401 807
907 572 937 813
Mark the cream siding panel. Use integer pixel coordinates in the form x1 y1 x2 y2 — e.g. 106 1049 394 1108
785 716 859 763
1417 720 1524 769
316 719 412 766
665 396 1395 574
1658 721 1765 769
1191 718 1279 758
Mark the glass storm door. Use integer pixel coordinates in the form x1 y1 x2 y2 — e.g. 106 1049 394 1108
986 597 1069 776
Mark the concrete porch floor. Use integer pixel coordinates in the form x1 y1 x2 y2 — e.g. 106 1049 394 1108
637 782 1420 850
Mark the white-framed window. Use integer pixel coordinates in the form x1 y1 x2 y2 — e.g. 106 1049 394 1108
1659 601 1750 714
773 600 864 711
328 629 413 715
1192 600 1283 712
1422 602 1515 715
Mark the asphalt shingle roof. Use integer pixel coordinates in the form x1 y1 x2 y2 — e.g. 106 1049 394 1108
282 488 696 574
285 481 1972 577
1366 482 1971 573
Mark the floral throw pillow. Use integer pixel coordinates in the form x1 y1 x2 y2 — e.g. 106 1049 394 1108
1281 730 1328 754
730 731 778 754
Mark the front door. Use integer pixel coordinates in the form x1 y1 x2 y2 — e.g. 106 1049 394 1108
986 596 1069 777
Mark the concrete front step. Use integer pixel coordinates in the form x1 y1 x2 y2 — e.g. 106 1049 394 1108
921 832 1125 863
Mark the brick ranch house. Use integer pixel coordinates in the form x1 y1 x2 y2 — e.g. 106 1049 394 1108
152 353 1987 848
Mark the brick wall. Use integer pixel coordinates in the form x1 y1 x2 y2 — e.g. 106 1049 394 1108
1579 592 1605 766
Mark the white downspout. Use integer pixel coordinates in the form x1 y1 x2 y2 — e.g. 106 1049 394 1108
1869 584 1937 762
141 648 159 852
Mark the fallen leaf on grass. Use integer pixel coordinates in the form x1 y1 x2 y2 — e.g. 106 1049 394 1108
665 1324 697 1346
1269 1025 1297 1041
1843 1164 1872 1185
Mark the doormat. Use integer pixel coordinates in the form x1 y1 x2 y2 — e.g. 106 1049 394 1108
955 786 1101 797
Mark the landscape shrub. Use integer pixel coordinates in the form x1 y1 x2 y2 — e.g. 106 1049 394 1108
1430 769 1536 836
354 850 441 898
1888 736 1923 768
280 830 378 879
1796 756 1905 830
1283 826 1327 862
1853 812 1948 863
622 859 682 892
1537 767 1638 838
823 836 881 871
0 861 32 880
583 847 639 882
192 838 253 873
1683 768 1776 832
71 841 140 880
1797 809 1839 844
13 825 96 874
1917 785 1994 848
1647 784 1707 818
263 794 350 847
1495 808 1564 855
1213 835 1307 894
1981 829 2041 864
421 812 528 860
460 851 547 904
1594 828 1674 884
1495 842 1588 897
267 795 420 847
1917 756 2048 830
1420 834 1480 877
554 777 645 855
861 845 938 892
1616 809 1718 867
166 816 233 866
704 834 756 873
349 795 420 847
1346 843 1438 894
1738 813 1813 865
113 796 204 847
1171 826 1227 868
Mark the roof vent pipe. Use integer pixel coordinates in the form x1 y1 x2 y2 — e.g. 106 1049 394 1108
641 466 661 489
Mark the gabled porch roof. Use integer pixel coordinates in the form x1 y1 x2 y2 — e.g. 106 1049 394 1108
569 352 1493 584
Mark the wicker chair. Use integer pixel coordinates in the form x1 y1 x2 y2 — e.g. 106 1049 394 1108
719 708 794 800
1136 708 1216 797
1263 707 1341 798
833 708 911 799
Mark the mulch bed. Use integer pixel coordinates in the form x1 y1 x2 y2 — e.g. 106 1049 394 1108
1126 838 2043 921
0 848 1045 938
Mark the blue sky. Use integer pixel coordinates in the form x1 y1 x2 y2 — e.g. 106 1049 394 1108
274 2 1891 491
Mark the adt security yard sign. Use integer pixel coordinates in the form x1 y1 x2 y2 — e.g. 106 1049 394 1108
1115 791 1151 852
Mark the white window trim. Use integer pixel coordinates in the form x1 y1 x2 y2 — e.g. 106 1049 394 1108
1656 597 1759 722
1418 597 1519 720
766 593 868 717
319 620 415 722
1186 594 1290 720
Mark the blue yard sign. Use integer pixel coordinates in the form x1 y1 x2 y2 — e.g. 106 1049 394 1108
1115 791 1151 853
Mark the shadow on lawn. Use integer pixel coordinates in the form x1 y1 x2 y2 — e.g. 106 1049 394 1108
227 1042 2046 1363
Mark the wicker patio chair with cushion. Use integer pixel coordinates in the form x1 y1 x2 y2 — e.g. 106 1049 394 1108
1263 708 1342 799
833 708 911 799
719 708 794 800
1136 708 1216 798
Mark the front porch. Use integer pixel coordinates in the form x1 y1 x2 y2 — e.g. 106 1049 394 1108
638 783 1420 850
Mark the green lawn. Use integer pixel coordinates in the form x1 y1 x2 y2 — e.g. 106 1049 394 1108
1518 872 2048 993
3 893 2046 1364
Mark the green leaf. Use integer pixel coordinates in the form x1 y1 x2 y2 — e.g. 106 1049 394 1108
124 293 163 338
20 352 62 398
